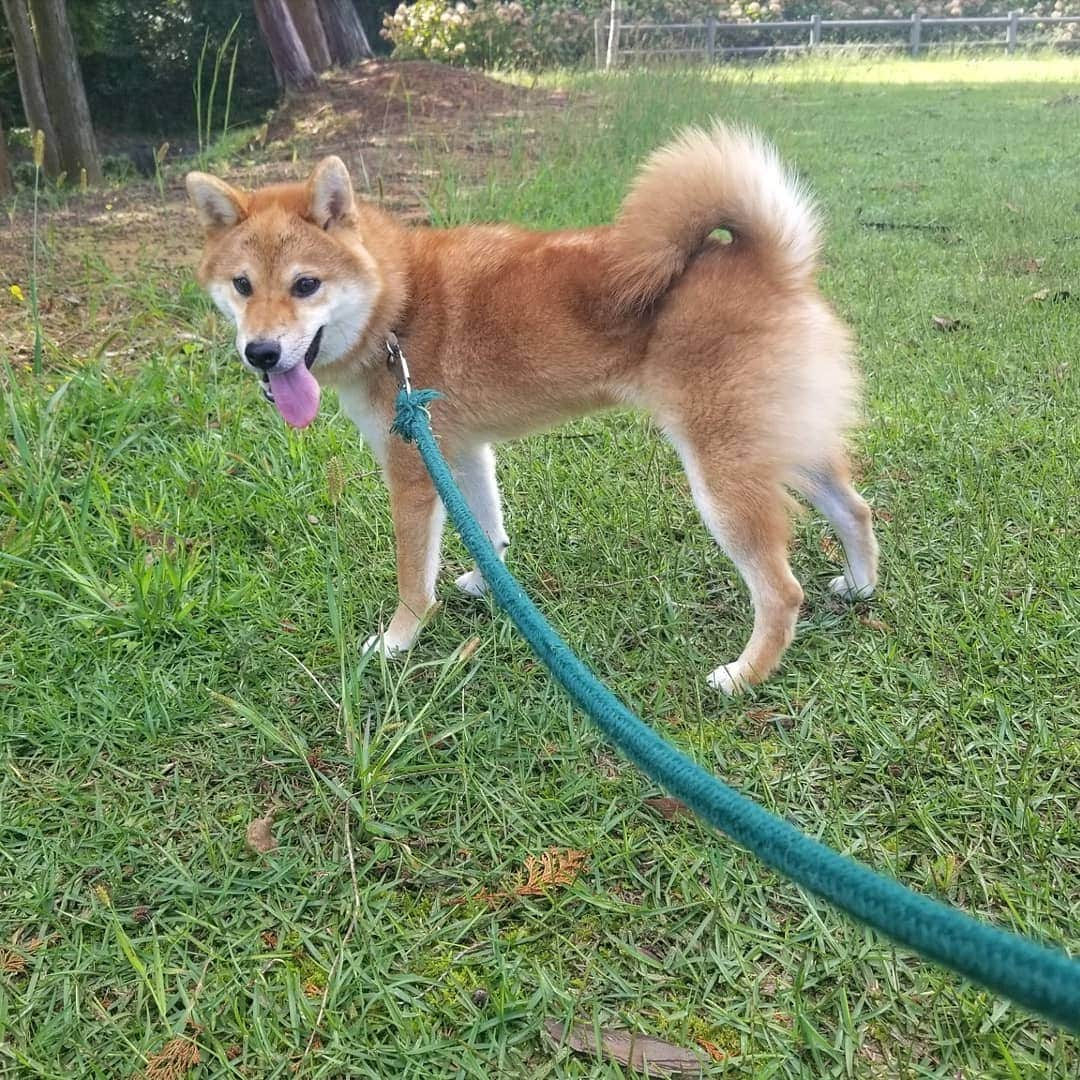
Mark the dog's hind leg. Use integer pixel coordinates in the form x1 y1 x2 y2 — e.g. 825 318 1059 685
670 431 804 695
452 444 510 598
793 462 878 601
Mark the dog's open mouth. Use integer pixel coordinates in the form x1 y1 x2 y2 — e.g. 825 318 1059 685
262 327 324 429
303 326 324 370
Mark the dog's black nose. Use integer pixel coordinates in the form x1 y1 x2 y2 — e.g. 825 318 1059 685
244 340 281 371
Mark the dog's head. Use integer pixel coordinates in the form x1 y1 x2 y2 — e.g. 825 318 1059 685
185 157 377 427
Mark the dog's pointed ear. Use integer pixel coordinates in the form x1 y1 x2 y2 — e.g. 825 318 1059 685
185 172 246 230
309 156 355 228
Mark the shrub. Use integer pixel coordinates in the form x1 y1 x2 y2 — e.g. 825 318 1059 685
383 0 1080 68
383 0 595 67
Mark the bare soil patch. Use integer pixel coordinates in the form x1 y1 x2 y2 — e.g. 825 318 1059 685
0 61 557 369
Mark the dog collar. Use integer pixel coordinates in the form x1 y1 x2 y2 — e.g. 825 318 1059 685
385 333 412 393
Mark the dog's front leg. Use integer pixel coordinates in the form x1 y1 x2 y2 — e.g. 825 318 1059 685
364 448 445 657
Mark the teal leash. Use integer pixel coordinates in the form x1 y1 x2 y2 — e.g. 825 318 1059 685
390 385 1080 1031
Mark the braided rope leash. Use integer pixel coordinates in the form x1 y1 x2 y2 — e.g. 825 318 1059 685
390 386 1080 1031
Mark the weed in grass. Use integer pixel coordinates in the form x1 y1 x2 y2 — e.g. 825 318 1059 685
193 17 242 160
28 129 45 375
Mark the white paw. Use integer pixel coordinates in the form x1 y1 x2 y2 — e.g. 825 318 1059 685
829 574 875 601
362 631 412 658
455 569 488 598
707 662 749 696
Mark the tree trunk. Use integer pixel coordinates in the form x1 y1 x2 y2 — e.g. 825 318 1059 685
26 0 102 182
1 0 60 175
317 0 374 65
0 114 13 196
286 0 333 71
254 0 319 90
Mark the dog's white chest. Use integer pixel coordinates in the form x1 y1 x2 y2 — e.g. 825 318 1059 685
336 382 389 468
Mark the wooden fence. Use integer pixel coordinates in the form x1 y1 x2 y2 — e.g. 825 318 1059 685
594 11 1080 66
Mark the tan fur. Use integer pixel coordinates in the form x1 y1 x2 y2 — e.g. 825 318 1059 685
187 125 879 692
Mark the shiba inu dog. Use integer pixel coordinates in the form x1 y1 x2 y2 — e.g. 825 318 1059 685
186 123 878 693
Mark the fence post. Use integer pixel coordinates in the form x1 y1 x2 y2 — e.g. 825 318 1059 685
1006 10 1018 53
810 12 821 48
909 11 922 56
706 16 717 61
605 1 621 70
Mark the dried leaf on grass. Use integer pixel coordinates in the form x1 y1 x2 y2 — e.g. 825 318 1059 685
743 707 795 737
470 847 587 907
245 808 278 855
696 1039 727 1062
1027 288 1072 303
131 525 182 554
1 935 45 976
510 847 587 897
931 315 967 332
544 1019 704 1077
819 534 841 560
644 797 692 821
1003 255 1043 274
139 1037 200 1080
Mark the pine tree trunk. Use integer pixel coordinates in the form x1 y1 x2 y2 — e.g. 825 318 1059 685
0 114 13 196
26 0 102 182
317 0 374 65
254 0 319 90
0 0 60 175
286 0 333 71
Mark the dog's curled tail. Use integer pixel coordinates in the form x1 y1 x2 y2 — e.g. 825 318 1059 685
606 122 820 313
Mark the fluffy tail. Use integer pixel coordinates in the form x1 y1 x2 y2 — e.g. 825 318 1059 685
605 122 821 313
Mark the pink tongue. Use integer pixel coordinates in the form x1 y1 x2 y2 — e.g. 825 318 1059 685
268 364 321 428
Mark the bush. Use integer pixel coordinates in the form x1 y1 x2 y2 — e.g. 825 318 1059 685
382 0 596 67
383 0 1080 68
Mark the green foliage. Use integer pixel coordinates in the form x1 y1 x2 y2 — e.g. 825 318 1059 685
0 1 279 136
383 0 1080 68
382 0 597 67
76 1 277 134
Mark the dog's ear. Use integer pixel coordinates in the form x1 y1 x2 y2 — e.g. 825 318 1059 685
309 156 355 229
185 172 246 230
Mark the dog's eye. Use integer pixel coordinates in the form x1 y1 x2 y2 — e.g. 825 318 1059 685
292 276 321 298
233 276 252 297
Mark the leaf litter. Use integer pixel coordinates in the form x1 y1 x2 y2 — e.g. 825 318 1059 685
544 1019 705 1077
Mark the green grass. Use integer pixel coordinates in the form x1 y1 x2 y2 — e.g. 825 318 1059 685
3 55 1079 1077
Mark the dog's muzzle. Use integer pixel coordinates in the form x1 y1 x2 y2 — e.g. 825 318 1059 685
259 326 324 404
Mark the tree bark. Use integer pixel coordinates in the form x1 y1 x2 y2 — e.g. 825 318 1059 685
26 0 102 182
254 0 319 90
1 0 60 175
317 0 374 65
0 114 13 196
286 0 333 71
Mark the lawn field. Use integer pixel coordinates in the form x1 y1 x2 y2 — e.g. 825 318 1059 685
2 56 1079 1077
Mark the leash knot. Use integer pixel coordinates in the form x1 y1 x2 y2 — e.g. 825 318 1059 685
391 388 442 444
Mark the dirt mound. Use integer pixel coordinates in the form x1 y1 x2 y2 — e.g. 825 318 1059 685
266 60 528 151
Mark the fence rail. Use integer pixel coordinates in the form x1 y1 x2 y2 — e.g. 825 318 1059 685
594 10 1080 66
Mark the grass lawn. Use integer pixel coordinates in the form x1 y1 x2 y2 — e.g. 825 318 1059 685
2 55 1079 1077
